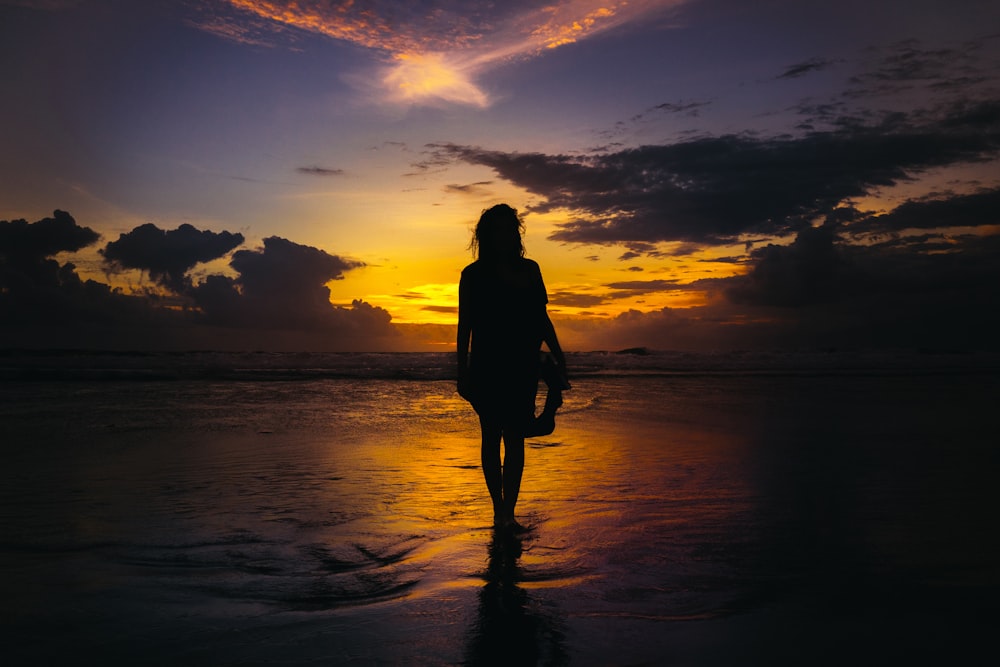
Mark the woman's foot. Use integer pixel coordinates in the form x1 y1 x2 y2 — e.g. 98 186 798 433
526 386 561 437
495 512 530 534
505 518 530 534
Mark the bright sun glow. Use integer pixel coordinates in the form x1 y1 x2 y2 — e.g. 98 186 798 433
382 53 490 107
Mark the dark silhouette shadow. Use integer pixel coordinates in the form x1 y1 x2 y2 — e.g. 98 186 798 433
457 204 569 531
463 531 569 666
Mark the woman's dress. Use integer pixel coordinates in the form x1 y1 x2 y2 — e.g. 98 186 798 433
459 257 547 428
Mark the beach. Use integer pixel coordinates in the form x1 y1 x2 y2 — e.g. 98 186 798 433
2 351 998 665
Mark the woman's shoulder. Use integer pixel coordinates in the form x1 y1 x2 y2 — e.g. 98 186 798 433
517 257 541 274
504 258 542 284
463 257 540 279
461 260 484 277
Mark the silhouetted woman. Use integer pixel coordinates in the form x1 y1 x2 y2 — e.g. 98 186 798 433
457 204 567 532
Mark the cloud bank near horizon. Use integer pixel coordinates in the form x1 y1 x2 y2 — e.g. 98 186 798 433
0 211 396 350
2 201 999 352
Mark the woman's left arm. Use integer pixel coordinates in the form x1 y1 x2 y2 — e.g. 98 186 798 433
536 262 566 371
457 273 474 400
541 310 566 369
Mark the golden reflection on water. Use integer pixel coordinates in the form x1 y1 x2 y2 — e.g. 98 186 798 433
321 377 766 631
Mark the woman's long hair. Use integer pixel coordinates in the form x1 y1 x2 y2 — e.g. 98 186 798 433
471 204 525 262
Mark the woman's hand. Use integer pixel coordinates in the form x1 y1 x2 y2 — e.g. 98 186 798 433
555 361 571 391
457 369 475 403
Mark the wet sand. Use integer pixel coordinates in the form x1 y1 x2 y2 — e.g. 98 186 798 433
2 371 998 664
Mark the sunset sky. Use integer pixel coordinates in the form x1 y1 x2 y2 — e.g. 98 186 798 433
2 0 999 352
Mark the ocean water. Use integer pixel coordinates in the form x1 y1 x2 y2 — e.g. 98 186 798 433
2 350 998 665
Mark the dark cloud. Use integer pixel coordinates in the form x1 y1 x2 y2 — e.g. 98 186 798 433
699 255 744 265
859 187 1000 234
601 101 711 145
233 236 358 291
854 40 971 84
0 210 100 304
605 279 685 296
618 241 704 259
618 244 656 260
297 166 345 177
549 184 1000 352
444 180 494 195
725 221 1000 309
0 209 99 262
549 291 607 308
0 212 161 332
433 100 1000 249
191 236 375 331
552 305 744 353
708 223 1000 349
843 37 999 101
724 225 851 307
101 223 244 292
777 57 836 79
552 279 699 309
2 0 83 9
555 229 1000 352
1 213 397 350
649 100 711 116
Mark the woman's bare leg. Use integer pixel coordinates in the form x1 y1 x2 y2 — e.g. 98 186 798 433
501 432 525 528
479 419 504 525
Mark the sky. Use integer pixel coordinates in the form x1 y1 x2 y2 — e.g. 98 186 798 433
2 0 999 352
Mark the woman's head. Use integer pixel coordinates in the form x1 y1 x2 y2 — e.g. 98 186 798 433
472 204 525 261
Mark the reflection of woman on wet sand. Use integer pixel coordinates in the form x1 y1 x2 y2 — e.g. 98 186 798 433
463 532 569 666
457 204 568 532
